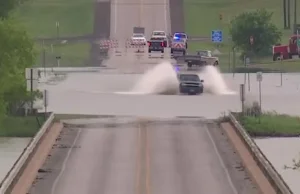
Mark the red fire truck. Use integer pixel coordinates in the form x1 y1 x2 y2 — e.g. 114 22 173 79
273 35 300 61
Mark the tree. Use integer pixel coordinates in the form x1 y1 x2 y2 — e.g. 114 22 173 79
0 0 28 19
0 18 37 118
229 9 282 57
0 0 18 19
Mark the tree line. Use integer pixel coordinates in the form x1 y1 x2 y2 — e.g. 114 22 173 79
0 0 39 122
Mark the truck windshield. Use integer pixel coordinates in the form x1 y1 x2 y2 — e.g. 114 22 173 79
179 74 200 82
133 34 144 37
153 32 165 36
197 51 208 56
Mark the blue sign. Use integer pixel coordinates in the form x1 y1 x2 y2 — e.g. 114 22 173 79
211 30 223 43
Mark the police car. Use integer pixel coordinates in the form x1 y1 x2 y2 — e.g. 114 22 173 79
173 32 188 49
173 32 188 41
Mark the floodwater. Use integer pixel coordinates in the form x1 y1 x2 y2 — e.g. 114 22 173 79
0 138 31 182
255 138 300 193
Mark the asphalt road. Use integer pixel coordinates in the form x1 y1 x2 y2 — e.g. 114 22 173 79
29 117 258 194
27 0 265 193
111 0 170 40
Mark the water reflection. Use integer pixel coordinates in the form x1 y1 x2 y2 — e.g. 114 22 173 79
0 138 31 182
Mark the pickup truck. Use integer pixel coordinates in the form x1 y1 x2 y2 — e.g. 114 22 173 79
174 55 207 67
174 50 219 67
177 73 204 95
148 37 167 53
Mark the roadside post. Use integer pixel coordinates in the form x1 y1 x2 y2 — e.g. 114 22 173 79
25 68 39 113
43 90 48 120
232 47 236 78
256 72 263 123
56 21 60 39
245 57 251 91
243 55 246 85
280 52 283 86
56 56 61 67
240 84 245 114
42 40 46 76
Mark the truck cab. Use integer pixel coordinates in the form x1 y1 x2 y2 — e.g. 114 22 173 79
196 50 219 66
273 35 300 61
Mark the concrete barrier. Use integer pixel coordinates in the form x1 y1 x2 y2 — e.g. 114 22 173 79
0 113 55 194
228 112 293 194
36 67 102 73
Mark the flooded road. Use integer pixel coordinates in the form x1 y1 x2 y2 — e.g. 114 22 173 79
254 138 300 194
0 138 31 182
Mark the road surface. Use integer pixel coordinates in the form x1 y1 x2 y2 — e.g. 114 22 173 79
28 117 258 194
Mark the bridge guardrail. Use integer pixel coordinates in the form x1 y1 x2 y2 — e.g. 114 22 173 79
228 112 293 194
0 113 55 194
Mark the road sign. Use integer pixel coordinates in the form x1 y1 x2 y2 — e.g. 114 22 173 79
256 72 263 82
211 30 223 43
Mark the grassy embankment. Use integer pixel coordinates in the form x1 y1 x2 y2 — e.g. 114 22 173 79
184 0 300 72
236 112 300 137
14 0 94 67
0 116 46 137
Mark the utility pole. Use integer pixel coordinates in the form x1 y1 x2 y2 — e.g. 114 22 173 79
284 0 287 28
288 0 291 29
294 0 297 31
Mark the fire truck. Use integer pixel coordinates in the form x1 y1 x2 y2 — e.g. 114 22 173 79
273 35 300 61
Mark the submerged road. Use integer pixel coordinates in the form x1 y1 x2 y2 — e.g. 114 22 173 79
28 118 258 194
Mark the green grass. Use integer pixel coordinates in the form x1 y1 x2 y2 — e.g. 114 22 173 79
184 0 297 39
0 116 46 137
14 0 94 38
34 42 90 67
237 113 300 137
184 0 300 72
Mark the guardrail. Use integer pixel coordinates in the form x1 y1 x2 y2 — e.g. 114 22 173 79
228 112 293 194
0 113 55 194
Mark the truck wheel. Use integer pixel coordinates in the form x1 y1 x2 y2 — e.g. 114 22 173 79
187 63 192 68
171 49 173 54
213 61 218 66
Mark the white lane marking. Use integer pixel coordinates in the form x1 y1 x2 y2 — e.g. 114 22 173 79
205 126 238 194
164 0 168 33
114 0 118 37
50 128 82 194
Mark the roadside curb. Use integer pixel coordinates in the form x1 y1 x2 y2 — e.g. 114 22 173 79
228 112 293 194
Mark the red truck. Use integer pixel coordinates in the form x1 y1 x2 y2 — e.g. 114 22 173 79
273 35 300 61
